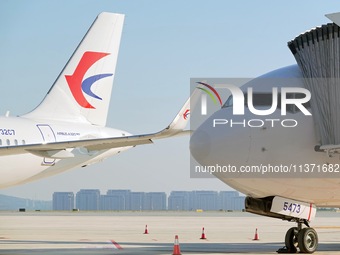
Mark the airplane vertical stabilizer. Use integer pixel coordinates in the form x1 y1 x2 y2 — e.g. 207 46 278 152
23 12 124 126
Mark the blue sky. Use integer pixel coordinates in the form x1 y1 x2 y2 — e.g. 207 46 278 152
0 1 338 200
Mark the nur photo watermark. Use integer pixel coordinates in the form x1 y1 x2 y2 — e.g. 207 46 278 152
189 78 340 178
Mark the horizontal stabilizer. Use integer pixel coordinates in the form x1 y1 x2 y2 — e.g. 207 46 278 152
0 89 201 156
326 12 340 27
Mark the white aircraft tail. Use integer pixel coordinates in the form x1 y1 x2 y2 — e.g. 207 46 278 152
23 12 124 126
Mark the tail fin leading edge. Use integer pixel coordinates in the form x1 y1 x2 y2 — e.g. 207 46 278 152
23 12 125 126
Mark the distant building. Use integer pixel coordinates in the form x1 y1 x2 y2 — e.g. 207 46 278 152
144 192 166 210
130 192 145 210
168 191 191 210
0 194 52 211
52 189 245 211
100 190 131 210
52 192 74 211
193 191 219 210
231 196 246 211
76 189 100 210
168 190 245 211
219 191 245 211
219 191 239 210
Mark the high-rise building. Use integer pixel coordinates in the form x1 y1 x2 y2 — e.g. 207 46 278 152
168 191 191 210
100 190 131 210
130 192 145 210
219 191 239 210
144 192 166 210
193 191 219 210
231 196 245 211
52 192 74 211
54 189 245 211
76 189 100 210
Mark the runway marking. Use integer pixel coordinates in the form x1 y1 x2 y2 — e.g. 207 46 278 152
110 239 123 249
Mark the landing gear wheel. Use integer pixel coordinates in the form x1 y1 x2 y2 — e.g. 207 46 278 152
284 227 298 253
298 227 318 253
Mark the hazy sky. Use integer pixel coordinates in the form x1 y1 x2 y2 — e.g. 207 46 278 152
0 1 338 200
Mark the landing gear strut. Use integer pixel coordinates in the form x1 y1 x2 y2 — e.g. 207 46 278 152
278 219 318 254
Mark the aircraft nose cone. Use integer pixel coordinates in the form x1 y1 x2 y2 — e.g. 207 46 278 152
190 126 212 165
190 118 213 165
190 108 251 170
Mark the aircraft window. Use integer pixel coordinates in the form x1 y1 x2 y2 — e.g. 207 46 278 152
6 139 10 146
277 93 311 113
0 139 2 146
223 95 233 108
244 93 277 107
223 93 278 108
223 92 310 114
248 92 311 113
22 140 26 145
14 139 18 146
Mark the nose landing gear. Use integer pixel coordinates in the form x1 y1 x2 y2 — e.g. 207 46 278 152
278 219 318 254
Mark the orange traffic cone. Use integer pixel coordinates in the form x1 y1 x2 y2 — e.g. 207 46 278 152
200 227 206 239
172 235 182 255
143 225 149 234
253 228 259 240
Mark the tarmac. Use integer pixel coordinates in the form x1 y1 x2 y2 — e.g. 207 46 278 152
1 211 340 254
